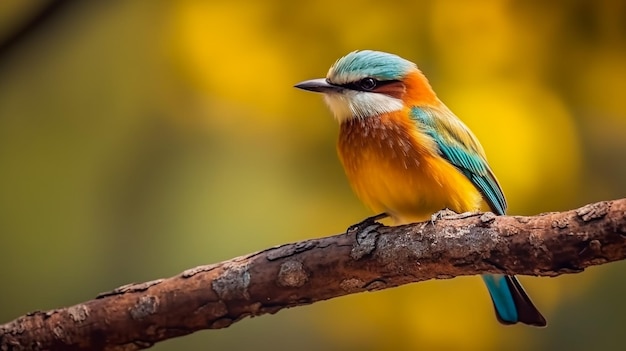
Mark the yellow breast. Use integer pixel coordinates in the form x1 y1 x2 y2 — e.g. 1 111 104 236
338 112 483 224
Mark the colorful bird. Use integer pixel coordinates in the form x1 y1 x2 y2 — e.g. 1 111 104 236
295 50 546 326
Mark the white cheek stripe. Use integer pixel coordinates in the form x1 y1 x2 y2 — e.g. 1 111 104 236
323 91 403 122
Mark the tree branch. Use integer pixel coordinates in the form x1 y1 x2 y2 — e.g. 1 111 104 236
2 198 626 351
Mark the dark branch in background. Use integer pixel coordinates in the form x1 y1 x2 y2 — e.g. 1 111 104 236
0 0 74 67
1 198 625 351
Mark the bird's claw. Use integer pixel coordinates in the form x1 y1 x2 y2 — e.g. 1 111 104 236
347 213 388 233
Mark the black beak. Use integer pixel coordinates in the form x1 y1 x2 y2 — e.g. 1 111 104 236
294 78 342 93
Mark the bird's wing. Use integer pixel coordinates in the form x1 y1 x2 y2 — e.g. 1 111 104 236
410 106 507 215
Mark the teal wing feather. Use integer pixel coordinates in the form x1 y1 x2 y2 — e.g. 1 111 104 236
410 106 507 215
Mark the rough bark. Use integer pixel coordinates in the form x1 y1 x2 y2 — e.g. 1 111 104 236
1 198 625 351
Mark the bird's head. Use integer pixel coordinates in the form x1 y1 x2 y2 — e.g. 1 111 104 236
295 50 437 122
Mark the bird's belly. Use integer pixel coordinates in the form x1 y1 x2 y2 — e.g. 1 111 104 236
338 115 484 224
340 147 483 225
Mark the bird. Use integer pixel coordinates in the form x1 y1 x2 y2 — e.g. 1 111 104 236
294 50 546 327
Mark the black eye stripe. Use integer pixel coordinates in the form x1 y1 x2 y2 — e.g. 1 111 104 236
339 79 400 92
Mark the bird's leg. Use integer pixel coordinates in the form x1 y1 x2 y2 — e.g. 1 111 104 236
347 212 389 233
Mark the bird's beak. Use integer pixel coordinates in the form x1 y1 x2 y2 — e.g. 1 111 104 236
294 78 342 94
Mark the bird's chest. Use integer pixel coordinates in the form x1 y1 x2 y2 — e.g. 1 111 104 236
338 116 423 174
337 116 480 222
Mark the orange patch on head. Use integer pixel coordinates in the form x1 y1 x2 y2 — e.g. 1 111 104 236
403 71 439 106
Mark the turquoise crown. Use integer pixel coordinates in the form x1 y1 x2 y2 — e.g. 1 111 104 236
328 50 416 84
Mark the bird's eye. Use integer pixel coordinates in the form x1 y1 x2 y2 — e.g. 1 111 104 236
359 77 377 91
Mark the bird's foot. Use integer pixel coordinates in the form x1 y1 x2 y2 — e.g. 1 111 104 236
347 213 388 233
430 208 458 224
430 209 480 225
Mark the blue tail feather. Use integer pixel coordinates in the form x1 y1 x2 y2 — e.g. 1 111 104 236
482 274 547 327
482 274 518 324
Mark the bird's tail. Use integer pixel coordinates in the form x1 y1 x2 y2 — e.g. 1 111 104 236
481 274 547 327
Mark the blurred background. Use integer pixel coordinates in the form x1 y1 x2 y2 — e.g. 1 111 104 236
1 0 625 350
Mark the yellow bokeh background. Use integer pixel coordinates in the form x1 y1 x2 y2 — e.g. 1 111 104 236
1 1 625 350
